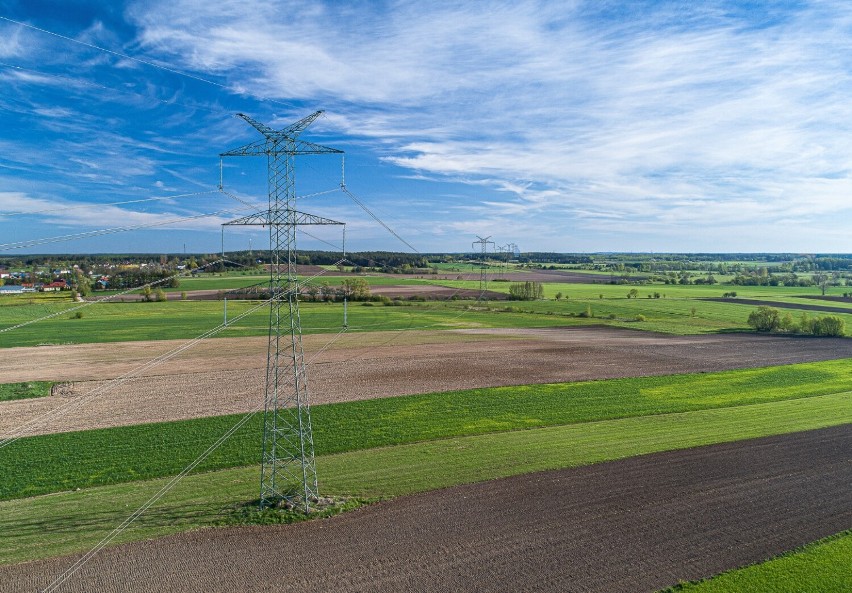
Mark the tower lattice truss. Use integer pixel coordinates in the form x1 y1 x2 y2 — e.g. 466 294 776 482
221 111 343 511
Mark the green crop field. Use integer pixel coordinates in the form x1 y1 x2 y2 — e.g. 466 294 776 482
4 359 851 501
661 531 852 593
1 391 849 565
1 262 850 589
0 381 52 402
3 276 850 348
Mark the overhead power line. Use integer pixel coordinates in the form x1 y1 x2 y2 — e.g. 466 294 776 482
0 258 221 336
0 16 229 90
0 206 249 251
0 16 294 110
340 184 419 253
0 189 219 217
0 60 235 121
38 322 350 593
0 296 270 450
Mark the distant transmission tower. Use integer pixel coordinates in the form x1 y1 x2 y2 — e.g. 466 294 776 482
505 242 518 276
472 235 494 293
221 111 343 512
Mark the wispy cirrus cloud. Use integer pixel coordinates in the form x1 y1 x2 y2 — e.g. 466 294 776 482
2 1 852 252
118 0 852 250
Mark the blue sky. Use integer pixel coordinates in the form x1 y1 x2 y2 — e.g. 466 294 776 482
1 0 852 255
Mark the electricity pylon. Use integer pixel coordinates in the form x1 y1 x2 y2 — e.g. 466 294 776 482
472 235 494 294
221 111 343 512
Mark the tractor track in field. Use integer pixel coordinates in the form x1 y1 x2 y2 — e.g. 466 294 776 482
2 424 849 593
2 327 852 436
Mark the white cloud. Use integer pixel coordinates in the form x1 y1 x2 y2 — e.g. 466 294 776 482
6 1 852 251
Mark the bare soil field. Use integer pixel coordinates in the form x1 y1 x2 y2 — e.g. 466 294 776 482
3 327 852 436
368 284 506 299
100 286 505 302
380 269 637 284
3 424 849 593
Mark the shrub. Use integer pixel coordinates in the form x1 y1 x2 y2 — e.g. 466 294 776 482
747 306 780 332
799 312 814 334
779 312 795 332
635 314 646 322
811 316 845 337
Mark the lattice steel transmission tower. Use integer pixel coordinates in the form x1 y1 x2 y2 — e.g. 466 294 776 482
221 111 343 512
472 235 494 294
504 242 518 277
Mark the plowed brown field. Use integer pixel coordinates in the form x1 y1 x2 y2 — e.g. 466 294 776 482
2 424 849 593
3 327 852 436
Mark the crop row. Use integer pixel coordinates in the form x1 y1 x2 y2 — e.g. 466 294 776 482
2 359 851 501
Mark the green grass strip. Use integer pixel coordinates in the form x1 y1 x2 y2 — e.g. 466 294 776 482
660 530 852 592
0 393 848 566
0 381 52 402
3 359 852 500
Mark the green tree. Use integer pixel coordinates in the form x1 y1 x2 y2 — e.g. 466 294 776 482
814 273 829 295
627 288 639 299
304 284 320 302
74 271 91 297
508 281 544 301
747 306 780 332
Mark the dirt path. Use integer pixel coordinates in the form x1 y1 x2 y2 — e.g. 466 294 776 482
3 424 849 593
3 328 852 436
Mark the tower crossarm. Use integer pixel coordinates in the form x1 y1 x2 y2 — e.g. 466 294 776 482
220 139 343 158
224 210 345 227
236 110 325 140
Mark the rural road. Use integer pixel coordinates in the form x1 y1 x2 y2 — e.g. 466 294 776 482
3 424 850 592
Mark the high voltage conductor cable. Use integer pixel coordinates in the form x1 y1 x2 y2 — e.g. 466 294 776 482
340 184 420 253
218 187 263 211
38 403 264 593
0 259 224 336
38 321 351 593
298 227 344 251
0 60 237 120
297 187 342 201
0 206 250 251
0 16 295 110
0 16 229 91
0 189 219 217
0 298 271 449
